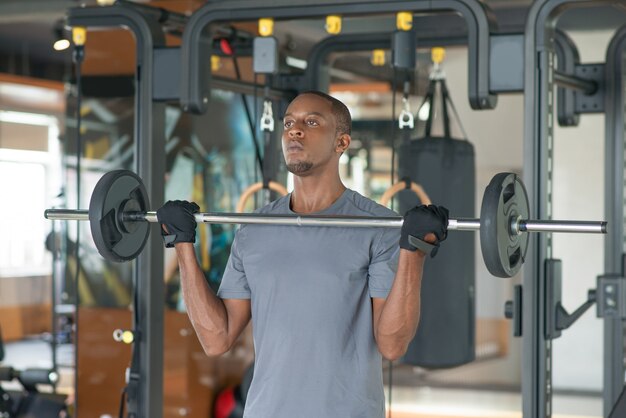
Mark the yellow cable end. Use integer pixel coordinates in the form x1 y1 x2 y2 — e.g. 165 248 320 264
432 47 446 64
258 18 274 37
371 49 386 66
325 15 342 35
396 12 413 31
72 27 87 46
211 55 221 72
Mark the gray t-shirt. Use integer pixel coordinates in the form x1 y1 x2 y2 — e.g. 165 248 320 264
217 189 400 418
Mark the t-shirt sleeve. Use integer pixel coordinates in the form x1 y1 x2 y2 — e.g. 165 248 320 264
368 228 400 298
217 228 251 299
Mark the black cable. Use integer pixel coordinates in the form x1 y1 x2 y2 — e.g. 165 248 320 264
231 50 264 173
387 66 398 418
253 73 260 196
72 42 84 418
390 67 398 200
50 220 58 392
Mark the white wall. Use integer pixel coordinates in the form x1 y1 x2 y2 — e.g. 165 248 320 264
441 46 524 386
439 28 613 395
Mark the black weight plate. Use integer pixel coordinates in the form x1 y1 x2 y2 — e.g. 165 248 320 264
89 170 150 262
480 172 530 278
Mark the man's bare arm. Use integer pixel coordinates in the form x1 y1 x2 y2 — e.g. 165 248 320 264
372 249 424 361
176 243 251 356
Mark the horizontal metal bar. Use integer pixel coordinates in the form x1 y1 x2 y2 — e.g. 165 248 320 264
211 77 296 102
520 220 607 234
44 209 607 234
45 209 89 221
449 219 481 230
554 70 597 95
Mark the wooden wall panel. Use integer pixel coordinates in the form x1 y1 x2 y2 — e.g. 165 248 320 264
0 304 52 341
77 307 253 418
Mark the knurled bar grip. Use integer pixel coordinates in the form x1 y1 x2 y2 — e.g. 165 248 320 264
44 209 607 234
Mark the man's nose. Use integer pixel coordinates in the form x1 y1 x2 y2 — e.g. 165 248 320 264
288 125 304 137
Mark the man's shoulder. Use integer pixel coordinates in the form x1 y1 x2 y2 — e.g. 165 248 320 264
255 194 290 215
343 189 399 217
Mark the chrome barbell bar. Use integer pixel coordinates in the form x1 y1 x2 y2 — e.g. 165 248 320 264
44 209 607 235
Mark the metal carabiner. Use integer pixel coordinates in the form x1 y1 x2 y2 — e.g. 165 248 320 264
398 97 414 129
260 100 275 132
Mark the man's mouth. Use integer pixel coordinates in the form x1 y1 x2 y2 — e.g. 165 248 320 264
286 141 304 152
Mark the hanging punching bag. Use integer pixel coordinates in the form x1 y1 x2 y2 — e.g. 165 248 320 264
398 71 476 369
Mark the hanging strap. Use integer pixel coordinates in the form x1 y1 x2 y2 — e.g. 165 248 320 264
440 79 452 138
442 79 469 140
422 78 468 140
423 80 436 137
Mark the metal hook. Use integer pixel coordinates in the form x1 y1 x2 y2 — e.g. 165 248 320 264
260 100 274 132
398 97 414 129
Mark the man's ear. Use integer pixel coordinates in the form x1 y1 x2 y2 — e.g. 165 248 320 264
336 134 351 153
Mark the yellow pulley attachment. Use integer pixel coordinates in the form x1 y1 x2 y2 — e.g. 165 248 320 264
396 12 413 31
72 27 87 46
211 55 221 72
258 18 274 37
325 15 342 34
432 47 446 64
371 49 385 66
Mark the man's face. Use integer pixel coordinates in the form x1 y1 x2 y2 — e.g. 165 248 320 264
281 94 341 177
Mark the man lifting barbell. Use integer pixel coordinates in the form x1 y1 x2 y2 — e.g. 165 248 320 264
43 91 608 416
156 91 449 418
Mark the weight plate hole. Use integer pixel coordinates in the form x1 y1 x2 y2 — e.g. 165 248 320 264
509 247 521 269
503 183 515 204
102 209 122 247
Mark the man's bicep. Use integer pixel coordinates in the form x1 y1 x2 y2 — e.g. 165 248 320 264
223 298 252 341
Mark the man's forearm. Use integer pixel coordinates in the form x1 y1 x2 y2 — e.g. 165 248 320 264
374 249 425 360
176 243 232 355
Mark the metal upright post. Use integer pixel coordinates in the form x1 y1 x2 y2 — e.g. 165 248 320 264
67 4 166 418
524 1 618 417
523 4 553 416
604 24 626 417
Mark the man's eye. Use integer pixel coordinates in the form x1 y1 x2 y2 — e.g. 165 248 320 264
284 121 293 128
307 120 318 126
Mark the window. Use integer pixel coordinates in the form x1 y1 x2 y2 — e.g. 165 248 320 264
0 111 61 277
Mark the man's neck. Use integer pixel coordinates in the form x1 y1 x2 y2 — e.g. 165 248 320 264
290 172 346 214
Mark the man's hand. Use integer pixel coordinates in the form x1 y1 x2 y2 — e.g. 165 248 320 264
156 200 200 248
400 204 449 257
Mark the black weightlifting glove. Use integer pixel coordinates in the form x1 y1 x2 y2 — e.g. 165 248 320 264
156 200 200 248
400 204 449 257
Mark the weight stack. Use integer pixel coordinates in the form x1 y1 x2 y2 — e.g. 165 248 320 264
398 136 476 369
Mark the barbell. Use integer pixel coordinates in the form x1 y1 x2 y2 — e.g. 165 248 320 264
44 170 607 278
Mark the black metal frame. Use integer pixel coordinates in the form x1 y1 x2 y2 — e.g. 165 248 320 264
555 29 581 127
523 1 623 417
603 23 626 417
67 4 166 418
60 0 626 417
302 32 468 92
180 0 497 114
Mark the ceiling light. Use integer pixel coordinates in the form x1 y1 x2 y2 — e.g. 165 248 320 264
52 21 70 51
53 39 70 51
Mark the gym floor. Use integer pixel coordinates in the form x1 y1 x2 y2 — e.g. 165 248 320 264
3 338 602 418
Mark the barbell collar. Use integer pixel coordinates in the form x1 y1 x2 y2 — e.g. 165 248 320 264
44 209 606 234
